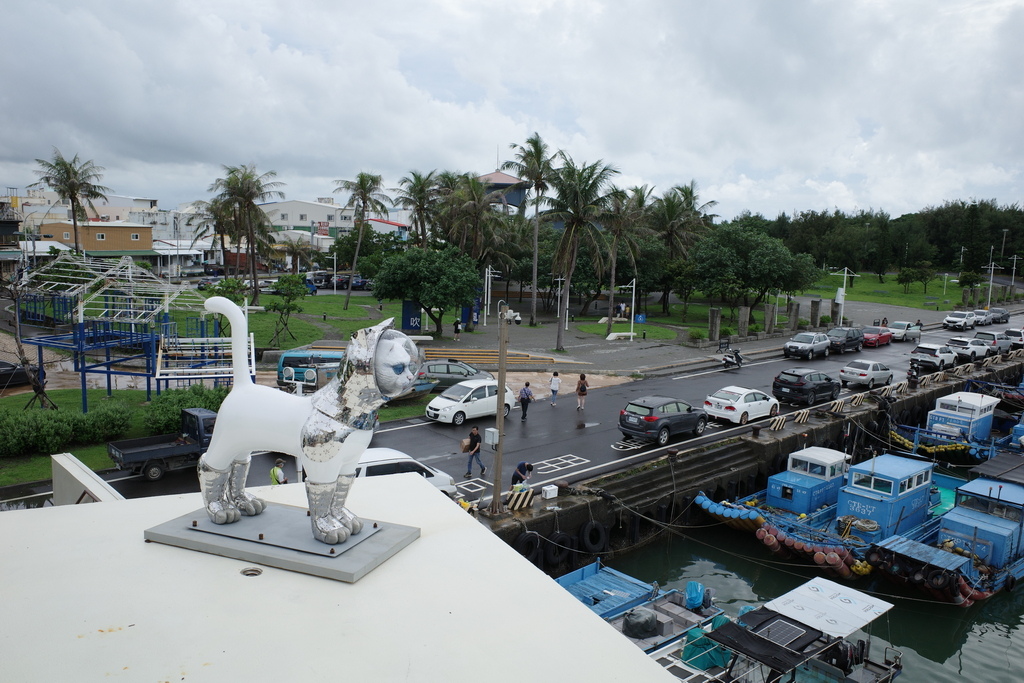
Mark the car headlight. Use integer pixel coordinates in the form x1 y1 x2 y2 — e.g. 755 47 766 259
439 405 452 412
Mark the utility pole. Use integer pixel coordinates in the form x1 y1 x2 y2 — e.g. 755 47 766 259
489 302 519 515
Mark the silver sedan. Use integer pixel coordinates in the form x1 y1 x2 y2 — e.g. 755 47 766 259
838 360 893 389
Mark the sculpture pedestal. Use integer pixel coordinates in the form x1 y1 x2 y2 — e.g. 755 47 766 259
144 501 419 582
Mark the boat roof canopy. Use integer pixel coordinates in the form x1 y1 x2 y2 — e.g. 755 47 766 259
958 477 1024 507
850 454 930 479
765 577 893 639
788 446 849 467
970 453 1024 488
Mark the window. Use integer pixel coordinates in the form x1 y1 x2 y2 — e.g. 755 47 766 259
63 232 70 239
281 213 288 220
327 214 334 222
130 233 140 241
852 472 893 494
95 233 106 241
299 214 307 221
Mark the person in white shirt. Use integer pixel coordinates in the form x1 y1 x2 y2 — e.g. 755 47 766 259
549 371 561 406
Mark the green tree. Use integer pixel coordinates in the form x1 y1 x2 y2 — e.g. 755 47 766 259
502 133 559 326
334 172 392 310
897 267 920 294
394 170 438 248
208 164 285 302
603 185 653 336
276 234 315 273
29 148 111 254
546 154 618 351
207 278 250 335
265 274 310 346
371 247 480 334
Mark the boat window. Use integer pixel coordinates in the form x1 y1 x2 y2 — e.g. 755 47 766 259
958 494 988 513
900 479 910 494
915 472 929 487
852 473 893 494
992 504 1023 523
781 486 794 501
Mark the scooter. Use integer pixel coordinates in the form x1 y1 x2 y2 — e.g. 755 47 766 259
721 348 745 369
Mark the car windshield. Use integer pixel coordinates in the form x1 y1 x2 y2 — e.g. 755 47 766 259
439 384 475 401
777 372 805 383
947 339 968 347
623 403 653 416
913 347 936 356
863 327 881 334
890 322 909 329
846 361 870 370
792 333 815 343
827 328 850 338
948 312 966 319
710 389 742 402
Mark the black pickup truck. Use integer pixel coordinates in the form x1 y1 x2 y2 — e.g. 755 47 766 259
107 408 217 481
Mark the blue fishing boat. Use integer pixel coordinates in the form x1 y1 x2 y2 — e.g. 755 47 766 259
649 577 904 682
867 452 1024 606
696 448 961 579
556 560 724 652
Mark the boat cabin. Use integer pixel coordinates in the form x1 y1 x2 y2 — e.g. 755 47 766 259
766 446 850 514
927 391 999 441
834 455 935 541
940 478 1024 569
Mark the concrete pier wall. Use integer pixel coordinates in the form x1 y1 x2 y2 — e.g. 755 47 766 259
490 357 1024 574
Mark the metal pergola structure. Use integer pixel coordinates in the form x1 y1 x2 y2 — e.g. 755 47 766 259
17 252 252 411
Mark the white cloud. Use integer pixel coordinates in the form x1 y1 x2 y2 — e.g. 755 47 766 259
2 0 1021 220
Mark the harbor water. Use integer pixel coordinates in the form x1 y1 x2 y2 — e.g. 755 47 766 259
607 525 1023 682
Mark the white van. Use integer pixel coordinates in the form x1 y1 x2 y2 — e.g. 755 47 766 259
355 448 458 498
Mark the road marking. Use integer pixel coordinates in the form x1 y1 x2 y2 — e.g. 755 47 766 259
672 357 786 379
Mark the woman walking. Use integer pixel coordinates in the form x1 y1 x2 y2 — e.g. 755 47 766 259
575 373 589 410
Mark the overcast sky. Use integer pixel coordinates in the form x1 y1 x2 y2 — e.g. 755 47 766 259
2 0 1022 221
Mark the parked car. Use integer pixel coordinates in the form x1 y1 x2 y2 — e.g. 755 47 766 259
772 367 841 405
196 277 221 290
972 309 994 326
826 327 864 354
418 359 493 390
989 307 1011 324
782 332 831 360
909 343 957 371
1004 328 1024 350
425 379 515 425
0 359 41 388
974 330 1013 354
861 326 893 347
888 321 922 342
943 311 977 331
355 447 458 498
618 395 708 445
946 336 995 362
703 386 779 425
838 360 893 389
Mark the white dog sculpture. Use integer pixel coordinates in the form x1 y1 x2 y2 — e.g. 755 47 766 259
197 296 420 544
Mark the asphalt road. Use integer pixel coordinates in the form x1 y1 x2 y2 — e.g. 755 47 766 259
6 324 962 506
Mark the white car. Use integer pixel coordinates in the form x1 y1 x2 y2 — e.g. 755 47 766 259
888 321 921 342
838 360 893 388
425 379 515 426
972 309 994 326
1004 329 1024 350
943 311 977 331
704 386 780 425
355 447 458 498
947 336 994 362
909 343 957 371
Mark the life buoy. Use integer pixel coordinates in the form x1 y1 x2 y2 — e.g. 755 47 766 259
545 531 572 565
580 521 608 554
513 531 542 562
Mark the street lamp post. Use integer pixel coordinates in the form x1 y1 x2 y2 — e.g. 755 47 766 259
489 301 520 515
984 252 1000 309
1010 255 1023 293
331 254 337 294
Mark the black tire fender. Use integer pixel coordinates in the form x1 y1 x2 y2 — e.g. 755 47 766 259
579 520 608 554
544 532 572 565
513 531 542 562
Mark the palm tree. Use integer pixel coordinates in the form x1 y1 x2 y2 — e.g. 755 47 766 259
208 164 285 301
603 185 653 337
452 174 509 260
277 233 315 273
29 148 111 254
394 170 438 248
502 133 559 326
186 196 237 275
649 183 715 315
547 153 619 351
673 179 719 233
334 172 392 309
